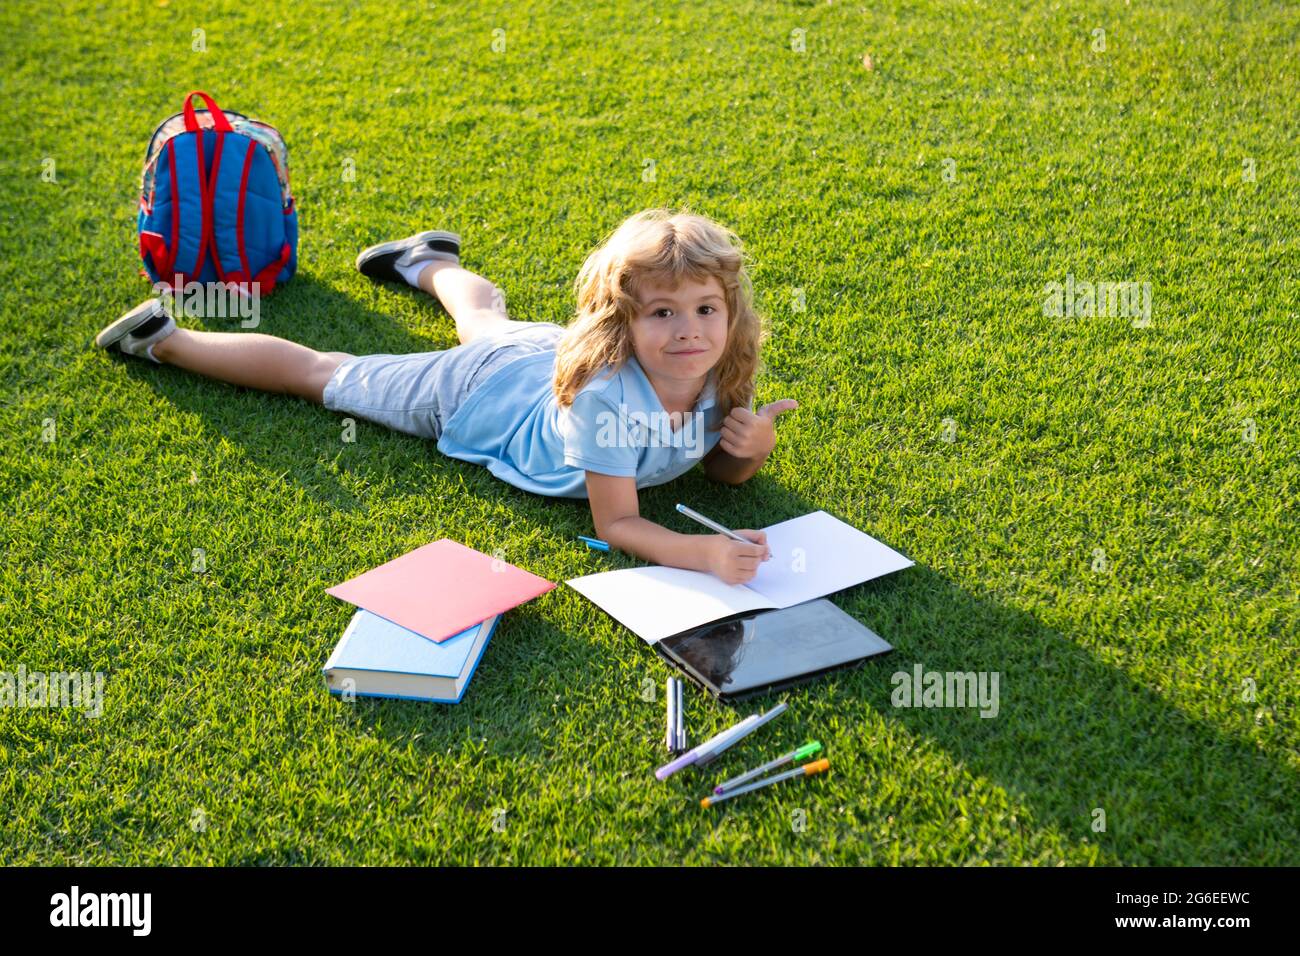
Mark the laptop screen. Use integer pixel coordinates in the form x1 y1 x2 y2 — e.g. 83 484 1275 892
658 599 892 697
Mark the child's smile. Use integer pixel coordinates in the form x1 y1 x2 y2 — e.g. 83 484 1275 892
629 274 729 413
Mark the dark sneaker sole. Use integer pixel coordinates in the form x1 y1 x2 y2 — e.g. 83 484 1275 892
356 230 461 283
95 299 169 349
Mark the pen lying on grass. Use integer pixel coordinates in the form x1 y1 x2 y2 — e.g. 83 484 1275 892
714 741 823 795
701 759 831 808
655 702 786 780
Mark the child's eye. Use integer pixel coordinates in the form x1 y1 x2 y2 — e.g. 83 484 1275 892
653 308 673 318
699 305 716 315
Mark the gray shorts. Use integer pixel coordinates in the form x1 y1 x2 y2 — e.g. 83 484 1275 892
322 322 565 440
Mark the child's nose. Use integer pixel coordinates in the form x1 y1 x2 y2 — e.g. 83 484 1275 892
675 315 705 337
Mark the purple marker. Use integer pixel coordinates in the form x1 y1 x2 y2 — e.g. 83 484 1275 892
655 715 760 781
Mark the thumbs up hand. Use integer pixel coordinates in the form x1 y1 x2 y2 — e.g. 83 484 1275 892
718 399 798 460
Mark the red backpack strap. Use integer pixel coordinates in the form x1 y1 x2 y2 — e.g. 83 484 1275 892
204 131 228 280
157 131 210 286
182 90 233 133
191 127 209 279
139 230 167 276
161 138 182 280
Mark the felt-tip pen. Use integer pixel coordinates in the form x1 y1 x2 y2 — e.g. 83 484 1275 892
655 715 760 781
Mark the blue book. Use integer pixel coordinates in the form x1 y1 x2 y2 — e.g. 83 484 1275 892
323 610 500 704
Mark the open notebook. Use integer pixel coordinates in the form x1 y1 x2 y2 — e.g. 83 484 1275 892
567 510 913 644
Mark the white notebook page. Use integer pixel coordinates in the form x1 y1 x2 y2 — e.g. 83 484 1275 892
747 511 914 608
566 565 775 644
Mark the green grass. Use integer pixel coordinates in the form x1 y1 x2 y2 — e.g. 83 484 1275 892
1 0 1296 865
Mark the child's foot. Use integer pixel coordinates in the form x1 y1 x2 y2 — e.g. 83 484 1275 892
356 230 461 287
94 298 177 363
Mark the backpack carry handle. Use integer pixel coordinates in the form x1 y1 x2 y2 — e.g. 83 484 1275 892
182 90 234 133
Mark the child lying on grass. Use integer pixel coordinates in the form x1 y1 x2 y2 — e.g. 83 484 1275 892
95 209 797 584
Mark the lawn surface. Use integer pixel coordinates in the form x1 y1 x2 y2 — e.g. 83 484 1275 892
0 0 1296 864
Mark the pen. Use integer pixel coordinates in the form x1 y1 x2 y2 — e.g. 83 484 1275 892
675 504 749 543
577 534 609 552
695 701 787 766
675 678 685 751
701 759 831 808
666 677 677 752
655 715 760 781
715 741 822 794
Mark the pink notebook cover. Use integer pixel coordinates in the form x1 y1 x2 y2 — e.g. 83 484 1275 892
326 539 555 642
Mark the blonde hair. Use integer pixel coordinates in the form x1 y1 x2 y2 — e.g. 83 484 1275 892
552 209 766 412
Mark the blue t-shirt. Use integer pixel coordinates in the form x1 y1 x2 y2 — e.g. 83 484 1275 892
436 350 726 499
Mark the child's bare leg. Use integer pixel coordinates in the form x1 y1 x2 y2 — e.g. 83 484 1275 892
150 329 351 404
415 260 535 344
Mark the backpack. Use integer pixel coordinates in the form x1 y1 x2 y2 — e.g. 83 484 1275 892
138 90 297 294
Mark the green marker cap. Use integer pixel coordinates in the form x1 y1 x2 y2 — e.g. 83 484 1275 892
794 741 822 761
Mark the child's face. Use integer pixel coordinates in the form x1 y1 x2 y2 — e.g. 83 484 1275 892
628 274 729 398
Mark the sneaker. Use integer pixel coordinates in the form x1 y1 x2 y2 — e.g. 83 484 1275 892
356 230 461 283
95 298 177 363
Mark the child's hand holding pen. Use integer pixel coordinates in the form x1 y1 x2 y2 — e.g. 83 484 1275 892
704 530 770 585
676 504 771 586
